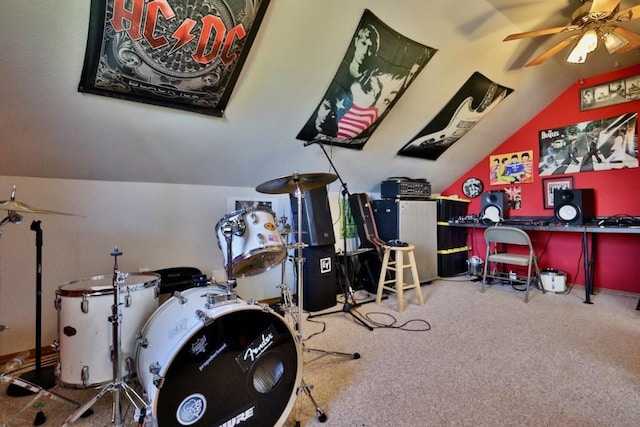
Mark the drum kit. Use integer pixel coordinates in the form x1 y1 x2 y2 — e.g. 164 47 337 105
1 174 360 426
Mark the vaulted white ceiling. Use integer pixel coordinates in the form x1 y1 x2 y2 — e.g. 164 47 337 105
2 1 640 194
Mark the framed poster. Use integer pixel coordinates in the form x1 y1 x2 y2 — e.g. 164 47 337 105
580 74 640 111
542 176 574 209
78 0 271 116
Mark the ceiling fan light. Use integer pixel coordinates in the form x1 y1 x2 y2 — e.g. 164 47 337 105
577 29 599 53
603 31 629 54
567 45 589 64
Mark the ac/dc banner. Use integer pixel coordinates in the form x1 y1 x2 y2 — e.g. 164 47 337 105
296 9 436 150
78 0 270 117
398 72 513 160
539 112 638 175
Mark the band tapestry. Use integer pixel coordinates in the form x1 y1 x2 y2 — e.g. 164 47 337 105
78 0 270 117
398 72 513 160
297 9 436 149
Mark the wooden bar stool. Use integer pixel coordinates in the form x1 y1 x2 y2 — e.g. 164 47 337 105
376 244 424 312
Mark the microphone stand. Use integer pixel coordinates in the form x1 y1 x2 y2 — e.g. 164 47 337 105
305 140 373 331
7 220 57 396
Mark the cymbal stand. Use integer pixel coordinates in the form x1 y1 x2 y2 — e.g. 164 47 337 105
63 248 149 427
288 176 360 424
304 142 373 330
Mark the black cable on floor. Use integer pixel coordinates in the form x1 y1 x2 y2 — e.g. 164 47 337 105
360 310 431 332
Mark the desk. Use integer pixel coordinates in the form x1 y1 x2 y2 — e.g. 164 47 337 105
449 222 640 304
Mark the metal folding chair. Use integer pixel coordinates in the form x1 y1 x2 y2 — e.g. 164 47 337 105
481 226 543 302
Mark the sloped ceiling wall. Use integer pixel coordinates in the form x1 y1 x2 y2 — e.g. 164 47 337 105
2 1 640 194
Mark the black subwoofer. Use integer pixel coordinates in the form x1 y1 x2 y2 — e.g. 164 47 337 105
553 188 595 225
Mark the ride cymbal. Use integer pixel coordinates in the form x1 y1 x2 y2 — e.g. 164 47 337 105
256 172 337 194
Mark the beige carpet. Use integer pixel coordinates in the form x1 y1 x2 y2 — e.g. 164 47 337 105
2 278 640 426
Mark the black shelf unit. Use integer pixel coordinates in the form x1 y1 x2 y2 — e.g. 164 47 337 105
433 197 470 277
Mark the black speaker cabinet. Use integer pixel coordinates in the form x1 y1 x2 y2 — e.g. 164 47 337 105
301 245 338 312
480 190 509 221
290 186 335 246
553 188 595 225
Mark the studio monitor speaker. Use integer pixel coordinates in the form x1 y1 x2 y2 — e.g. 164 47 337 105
290 186 336 246
480 190 509 222
553 188 595 225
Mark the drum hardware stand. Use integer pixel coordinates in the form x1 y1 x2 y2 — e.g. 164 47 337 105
221 221 240 292
2 362 79 426
63 248 149 427
304 141 374 330
1 186 80 396
258 173 362 424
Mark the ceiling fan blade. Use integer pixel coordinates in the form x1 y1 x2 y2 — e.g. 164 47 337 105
615 42 637 54
504 25 580 41
613 5 640 22
525 34 582 67
589 0 621 19
612 25 640 46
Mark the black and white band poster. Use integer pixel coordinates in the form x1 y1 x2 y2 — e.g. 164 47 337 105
539 112 638 175
78 0 270 116
297 9 436 150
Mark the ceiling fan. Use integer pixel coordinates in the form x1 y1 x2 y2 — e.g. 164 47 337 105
504 0 640 66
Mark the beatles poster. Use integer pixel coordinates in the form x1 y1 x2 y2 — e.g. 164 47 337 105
399 72 513 160
489 150 533 185
78 0 270 117
539 112 638 175
297 9 436 150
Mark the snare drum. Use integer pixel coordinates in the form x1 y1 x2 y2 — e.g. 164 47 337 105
136 286 301 426
216 206 286 277
55 273 160 388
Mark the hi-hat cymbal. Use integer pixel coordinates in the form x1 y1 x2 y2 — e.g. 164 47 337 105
0 199 76 216
256 172 337 194
0 185 77 216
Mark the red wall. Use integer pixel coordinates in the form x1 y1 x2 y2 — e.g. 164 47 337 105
442 64 640 293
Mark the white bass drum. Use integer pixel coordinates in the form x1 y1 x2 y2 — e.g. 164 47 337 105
136 287 301 426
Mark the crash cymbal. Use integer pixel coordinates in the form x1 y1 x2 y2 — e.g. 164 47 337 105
256 172 337 194
0 186 77 216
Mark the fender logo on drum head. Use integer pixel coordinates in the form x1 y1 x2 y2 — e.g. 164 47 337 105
236 325 278 372
264 222 276 231
176 393 207 426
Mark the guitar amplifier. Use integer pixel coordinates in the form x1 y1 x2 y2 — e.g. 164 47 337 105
381 178 431 199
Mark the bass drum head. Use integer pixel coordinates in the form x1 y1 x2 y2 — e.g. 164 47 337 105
154 307 300 426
